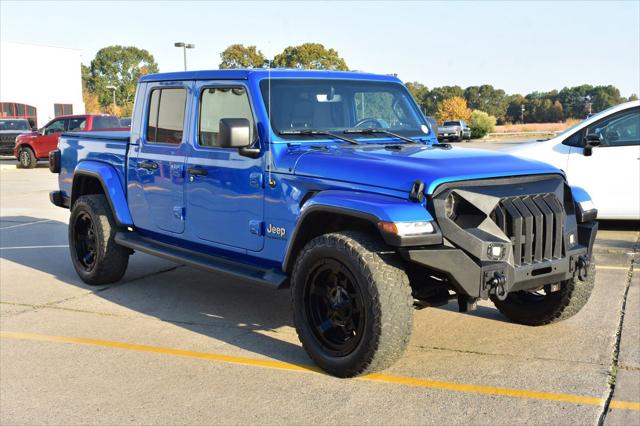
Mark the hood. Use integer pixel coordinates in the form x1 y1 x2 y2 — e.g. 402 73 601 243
289 144 563 194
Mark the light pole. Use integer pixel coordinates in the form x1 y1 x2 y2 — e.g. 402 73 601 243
174 42 195 71
106 85 117 113
521 104 525 124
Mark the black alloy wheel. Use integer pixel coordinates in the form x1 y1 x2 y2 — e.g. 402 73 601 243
303 258 366 357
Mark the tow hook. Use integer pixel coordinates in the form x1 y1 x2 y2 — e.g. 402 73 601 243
488 272 508 301
577 256 590 281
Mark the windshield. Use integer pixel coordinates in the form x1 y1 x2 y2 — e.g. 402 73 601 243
443 121 460 127
0 119 30 131
260 79 429 139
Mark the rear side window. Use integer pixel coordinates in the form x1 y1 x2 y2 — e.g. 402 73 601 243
199 87 254 147
67 117 86 131
92 116 120 129
146 88 187 144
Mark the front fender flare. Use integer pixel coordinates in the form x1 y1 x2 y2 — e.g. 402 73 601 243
71 161 133 226
282 190 438 271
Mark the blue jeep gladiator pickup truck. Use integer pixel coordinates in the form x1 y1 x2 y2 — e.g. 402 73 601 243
49 69 598 377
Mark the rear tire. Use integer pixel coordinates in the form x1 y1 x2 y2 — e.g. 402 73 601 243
291 231 413 377
69 194 130 285
491 263 595 326
18 147 36 169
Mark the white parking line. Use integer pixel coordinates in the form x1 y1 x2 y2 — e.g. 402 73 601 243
0 219 52 230
0 245 68 250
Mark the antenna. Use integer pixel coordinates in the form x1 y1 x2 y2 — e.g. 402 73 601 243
267 59 275 187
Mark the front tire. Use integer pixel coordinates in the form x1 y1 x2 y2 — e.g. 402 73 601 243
291 231 413 377
18 147 36 168
491 263 595 326
69 194 130 285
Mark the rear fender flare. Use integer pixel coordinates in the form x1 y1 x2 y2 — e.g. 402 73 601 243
71 161 133 226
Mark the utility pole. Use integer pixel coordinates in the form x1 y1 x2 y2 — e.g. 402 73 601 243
174 42 195 71
521 104 525 124
106 85 117 113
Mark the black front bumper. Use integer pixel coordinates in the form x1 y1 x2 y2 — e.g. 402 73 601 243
402 220 598 299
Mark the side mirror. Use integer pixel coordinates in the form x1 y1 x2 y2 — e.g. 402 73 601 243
583 133 601 156
217 118 250 148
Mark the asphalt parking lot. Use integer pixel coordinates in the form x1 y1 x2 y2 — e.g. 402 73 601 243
1 154 638 425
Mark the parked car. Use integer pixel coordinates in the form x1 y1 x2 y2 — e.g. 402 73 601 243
0 118 32 155
14 114 121 168
437 120 471 141
49 69 597 378
119 117 132 127
511 100 639 220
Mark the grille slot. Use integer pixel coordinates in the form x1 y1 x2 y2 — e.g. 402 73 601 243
492 194 564 266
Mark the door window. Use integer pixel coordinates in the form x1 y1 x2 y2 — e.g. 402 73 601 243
146 88 187 144
198 87 254 147
44 119 65 135
67 117 87 131
586 108 640 147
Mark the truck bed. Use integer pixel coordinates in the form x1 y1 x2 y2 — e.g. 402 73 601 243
57 131 131 204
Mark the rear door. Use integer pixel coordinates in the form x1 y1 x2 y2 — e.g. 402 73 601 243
184 81 264 252
131 82 191 234
565 107 640 219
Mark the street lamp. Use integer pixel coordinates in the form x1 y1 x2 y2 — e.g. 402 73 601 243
521 104 525 124
106 85 117 113
174 42 195 71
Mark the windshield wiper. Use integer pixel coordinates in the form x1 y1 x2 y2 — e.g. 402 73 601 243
279 129 360 145
343 128 418 144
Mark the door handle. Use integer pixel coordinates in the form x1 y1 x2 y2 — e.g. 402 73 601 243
187 167 208 177
139 160 159 171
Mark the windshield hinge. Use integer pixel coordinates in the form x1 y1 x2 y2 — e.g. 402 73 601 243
409 180 425 202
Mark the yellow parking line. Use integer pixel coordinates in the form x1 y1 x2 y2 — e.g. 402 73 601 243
596 265 633 271
1 331 638 411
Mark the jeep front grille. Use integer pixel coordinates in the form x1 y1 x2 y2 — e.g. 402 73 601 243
491 194 564 266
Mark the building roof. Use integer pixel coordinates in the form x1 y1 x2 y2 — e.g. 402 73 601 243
139 69 402 83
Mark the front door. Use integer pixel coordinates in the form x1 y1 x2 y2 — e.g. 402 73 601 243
38 118 66 157
566 107 640 219
185 81 264 252
133 83 190 234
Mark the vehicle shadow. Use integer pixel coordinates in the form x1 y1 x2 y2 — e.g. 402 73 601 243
0 215 310 367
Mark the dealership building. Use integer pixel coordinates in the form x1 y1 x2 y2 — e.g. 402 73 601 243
0 41 85 128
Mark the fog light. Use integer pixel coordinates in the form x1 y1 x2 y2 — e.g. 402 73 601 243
487 244 505 260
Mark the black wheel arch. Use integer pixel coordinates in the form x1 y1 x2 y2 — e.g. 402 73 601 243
282 205 384 273
71 171 123 226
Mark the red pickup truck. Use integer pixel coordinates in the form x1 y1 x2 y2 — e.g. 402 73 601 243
14 114 121 168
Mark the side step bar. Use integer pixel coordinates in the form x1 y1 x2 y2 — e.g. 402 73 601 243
114 232 288 289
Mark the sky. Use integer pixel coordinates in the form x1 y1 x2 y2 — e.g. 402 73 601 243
2 0 639 96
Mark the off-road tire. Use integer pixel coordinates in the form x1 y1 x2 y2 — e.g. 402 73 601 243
491 263 595 326
69 194 129 285
18 147 36 169
291 231 413 377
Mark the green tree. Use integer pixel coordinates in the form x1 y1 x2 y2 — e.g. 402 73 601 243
464 85 508 123
628 94 638 101
85 45 159 113
273 43 348 70
469 110 496 138
423 86 464 116
219 44 266 69
405 82 429 114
